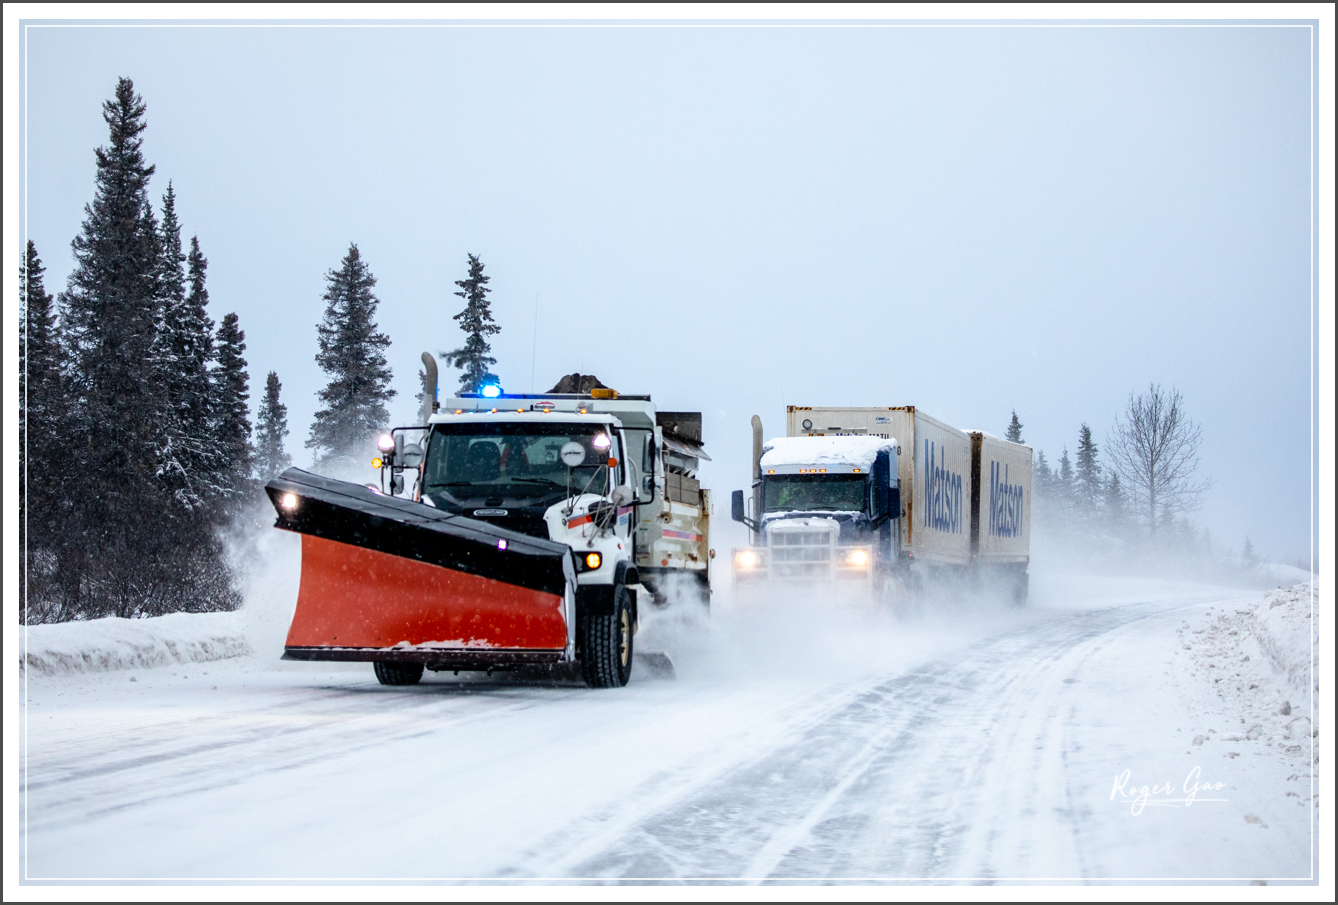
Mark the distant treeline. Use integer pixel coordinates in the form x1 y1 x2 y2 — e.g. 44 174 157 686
19 79 262 623
20 79 506 624
1009 384 1233 566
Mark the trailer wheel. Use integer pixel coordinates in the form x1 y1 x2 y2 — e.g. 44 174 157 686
580 584 633 688
374 661 424 686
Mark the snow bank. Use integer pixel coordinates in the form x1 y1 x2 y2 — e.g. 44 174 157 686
1179 581 1318 756
1249 562 1314 586
761 436 895 471
20 611 251 677
1251 582 1318 696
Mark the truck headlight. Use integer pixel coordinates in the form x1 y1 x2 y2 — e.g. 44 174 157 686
734 550 762 570
843 549 869 568
584 552 602 571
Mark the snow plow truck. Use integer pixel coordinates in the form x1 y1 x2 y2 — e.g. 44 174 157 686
730 406 1031 603
266 354 713 688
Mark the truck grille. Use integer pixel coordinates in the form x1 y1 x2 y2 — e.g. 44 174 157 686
768 525 836 579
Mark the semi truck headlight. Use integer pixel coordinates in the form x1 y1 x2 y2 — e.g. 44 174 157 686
734 550 762 570
843 549 869 568
584 552 602 570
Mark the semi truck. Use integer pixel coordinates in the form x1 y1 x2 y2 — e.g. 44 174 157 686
730 406 1031 602
266 354 712 689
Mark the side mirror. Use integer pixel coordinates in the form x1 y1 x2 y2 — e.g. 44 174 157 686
400 443 424 469
888 487 901 516
731 490 745 523
610 485 633 507
877 478 889 515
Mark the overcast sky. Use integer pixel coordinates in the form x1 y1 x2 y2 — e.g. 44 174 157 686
19 20 1318 561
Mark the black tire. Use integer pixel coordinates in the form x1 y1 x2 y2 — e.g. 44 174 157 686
580 584 633 688
374 660 424 686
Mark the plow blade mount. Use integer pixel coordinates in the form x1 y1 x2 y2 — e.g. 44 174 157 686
267 468 576 669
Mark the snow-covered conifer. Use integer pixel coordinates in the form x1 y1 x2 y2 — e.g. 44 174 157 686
1034 449 1053 494
443 253 500 394
1006 411 1024 444
212 312 253 506
1074 423 1102 513
151 191 221 509
19 241 64 584
306 243 395 467
254 371 292 480
1104 472 1124 524
58 78 178 616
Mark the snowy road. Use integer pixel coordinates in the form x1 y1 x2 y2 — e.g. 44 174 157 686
20 575 1317 883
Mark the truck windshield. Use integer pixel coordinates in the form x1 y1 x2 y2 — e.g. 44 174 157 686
763 474 866 513
423 422 618 501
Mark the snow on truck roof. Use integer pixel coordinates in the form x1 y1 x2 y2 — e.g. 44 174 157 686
760 436 896 472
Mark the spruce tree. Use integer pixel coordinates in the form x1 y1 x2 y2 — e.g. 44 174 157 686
1074 423 1102 510
254 371 292 480
307 243 395 466
1054 447 1076 533
1032 448 1053 525
184 237 219 478
1103 472 1125 535
59 77 172 616
443 253 500 393
152 190 220 509
1006 411 1024 444
1034 449 1053 493
212 312 253 507
20 241 64 614
19 240 60 491
1243 536 1256 563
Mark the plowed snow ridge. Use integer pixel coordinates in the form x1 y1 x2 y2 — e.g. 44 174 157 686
20 612 251 676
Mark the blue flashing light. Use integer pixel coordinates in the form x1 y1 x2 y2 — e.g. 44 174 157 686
480 381 503 398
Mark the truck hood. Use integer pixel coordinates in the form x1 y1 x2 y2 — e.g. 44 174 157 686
761 509 871 542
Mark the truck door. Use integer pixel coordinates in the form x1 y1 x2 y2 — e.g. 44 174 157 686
874 449 896 563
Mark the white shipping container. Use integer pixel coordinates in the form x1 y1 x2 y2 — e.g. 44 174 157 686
969 431 1032 564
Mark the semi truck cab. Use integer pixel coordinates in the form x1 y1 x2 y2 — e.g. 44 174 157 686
731 436 902 592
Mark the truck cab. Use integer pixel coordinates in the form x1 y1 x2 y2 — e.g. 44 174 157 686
731 436 901 592
412 387 712 610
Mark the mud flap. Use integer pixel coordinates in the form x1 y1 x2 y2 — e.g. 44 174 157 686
267 468 576 669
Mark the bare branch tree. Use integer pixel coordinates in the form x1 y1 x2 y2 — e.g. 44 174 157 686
1106 384 1212 534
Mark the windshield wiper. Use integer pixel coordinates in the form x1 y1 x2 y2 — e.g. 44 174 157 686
507 477 567 487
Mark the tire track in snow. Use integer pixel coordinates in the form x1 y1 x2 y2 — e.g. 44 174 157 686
22 684 571 830
542 602 1177 880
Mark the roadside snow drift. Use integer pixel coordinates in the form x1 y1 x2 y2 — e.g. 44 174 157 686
20 611 251 676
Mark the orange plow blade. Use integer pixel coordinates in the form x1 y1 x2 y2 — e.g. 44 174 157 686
267 469 576 669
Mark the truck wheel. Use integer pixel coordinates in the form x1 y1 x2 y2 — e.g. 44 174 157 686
374 661 424 686
580 584 633 688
